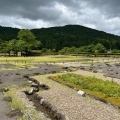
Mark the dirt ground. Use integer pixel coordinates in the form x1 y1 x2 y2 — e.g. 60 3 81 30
0 62 120 120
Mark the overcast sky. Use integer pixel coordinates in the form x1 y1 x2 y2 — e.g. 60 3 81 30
0 0 120 35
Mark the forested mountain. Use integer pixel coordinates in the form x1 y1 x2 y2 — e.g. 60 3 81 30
0 26 19 41
0 25 120 51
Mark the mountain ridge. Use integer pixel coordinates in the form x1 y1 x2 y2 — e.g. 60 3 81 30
0 24 120 51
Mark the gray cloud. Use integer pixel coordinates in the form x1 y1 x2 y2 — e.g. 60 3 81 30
0 0 78 20
82 0 120 17
0 0 120 35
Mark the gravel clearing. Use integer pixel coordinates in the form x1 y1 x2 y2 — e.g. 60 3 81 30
33 74 120 120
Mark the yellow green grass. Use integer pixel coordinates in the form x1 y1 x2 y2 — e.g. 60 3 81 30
0 55 116 63
50 73 120 106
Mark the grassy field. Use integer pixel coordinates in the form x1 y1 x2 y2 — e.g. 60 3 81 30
50 73 120 106
0 55 117 63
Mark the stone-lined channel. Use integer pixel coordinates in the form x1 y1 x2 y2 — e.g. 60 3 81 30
27 95 55 120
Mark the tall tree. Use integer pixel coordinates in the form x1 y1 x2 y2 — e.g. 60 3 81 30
17 29 41 55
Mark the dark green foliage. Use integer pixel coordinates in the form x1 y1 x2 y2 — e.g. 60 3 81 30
93 43 107 53
0 26 19 40
17 30 41 55
59 43 107 54
0 25 120 51
112 49 120 53
0 29 41 56
31 25 120 50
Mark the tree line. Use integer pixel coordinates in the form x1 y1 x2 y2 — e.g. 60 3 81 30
0 25 120 55
59 43 107 54
0 29 41 56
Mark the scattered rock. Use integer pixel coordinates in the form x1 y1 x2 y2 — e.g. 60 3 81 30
37 95 43 101
3 96 12 102
34 72 39 75
62 67 68 69
16 73 20 75
28 78 36 82
93 70 97 73
24 88 34 95
31 83 39 87
40 98 45 105
40 83 50 90
23 75 29 79
51 71 56 74
45 102 52 112
33 87 39 92
33 93 39 100
8 109 23 118
50 106 57 115
77 90 86 97
0 87 9 92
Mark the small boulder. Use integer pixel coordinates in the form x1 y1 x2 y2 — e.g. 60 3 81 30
8 109 23 118
40 84 50 90
33 94 39 100
77 90 86 97
31 83 39 87
37 96 42 101
40 98 45 105
0 87 9 92
3 96 12 102
24 88 34 95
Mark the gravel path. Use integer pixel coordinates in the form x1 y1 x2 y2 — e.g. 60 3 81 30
0 92 16 120
34 74 120 120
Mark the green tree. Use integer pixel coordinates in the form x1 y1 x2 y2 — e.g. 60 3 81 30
94 50 98 57
7 39 18 55
112 49 120 53
17 29 41 55
0 41 11 56
16 40 26 56
93 43 107 53
59 47 69 54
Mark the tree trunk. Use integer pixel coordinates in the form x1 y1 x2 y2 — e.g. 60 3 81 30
8 52 10 56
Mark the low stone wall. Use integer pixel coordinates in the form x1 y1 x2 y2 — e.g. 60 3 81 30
33 93 66 120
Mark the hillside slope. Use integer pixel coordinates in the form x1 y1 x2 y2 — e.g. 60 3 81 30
0 25 120 51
